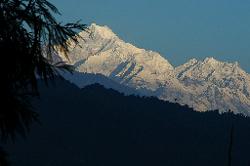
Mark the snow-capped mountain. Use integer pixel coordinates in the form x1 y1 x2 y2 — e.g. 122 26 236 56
175 57 250 114
55 23 250 116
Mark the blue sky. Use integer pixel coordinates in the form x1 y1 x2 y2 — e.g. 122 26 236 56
51 0 250 72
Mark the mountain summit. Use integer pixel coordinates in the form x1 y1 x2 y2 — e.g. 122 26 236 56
56 23 250 116
87 23 118 39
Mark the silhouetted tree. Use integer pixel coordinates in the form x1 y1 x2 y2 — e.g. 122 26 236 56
0 0 86 164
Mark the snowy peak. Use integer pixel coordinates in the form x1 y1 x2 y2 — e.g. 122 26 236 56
87 23 118 39
56 23 250 116
187 58 198 64
202 57 239 70
176 57 246 78
201 57 222 69
175 57 250 115
203 57 218 64
60 24 175 92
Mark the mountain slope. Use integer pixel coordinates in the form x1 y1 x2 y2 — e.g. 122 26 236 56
60 72 140 95
55 23 250 115
5 78 250 166
175 57 250 114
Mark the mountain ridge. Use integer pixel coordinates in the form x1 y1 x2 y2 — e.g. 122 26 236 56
55 23 250 116
6 78 250 166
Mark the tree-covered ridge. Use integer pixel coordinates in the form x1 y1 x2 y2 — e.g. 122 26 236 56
6 78 250 166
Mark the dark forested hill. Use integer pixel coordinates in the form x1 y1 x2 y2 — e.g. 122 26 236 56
4 78 250 166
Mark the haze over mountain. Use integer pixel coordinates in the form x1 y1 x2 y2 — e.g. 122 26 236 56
55 23 250 116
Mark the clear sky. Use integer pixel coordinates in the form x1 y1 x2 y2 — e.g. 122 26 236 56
51 0 250 72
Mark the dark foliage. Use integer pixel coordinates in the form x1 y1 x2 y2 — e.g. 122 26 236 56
0 0 86 141
5 78 250 166
0 0 86 165
0 147 9 166
227 117 235 166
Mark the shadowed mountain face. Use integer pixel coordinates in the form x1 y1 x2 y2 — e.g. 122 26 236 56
60 72 140 96
4 78 250 166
